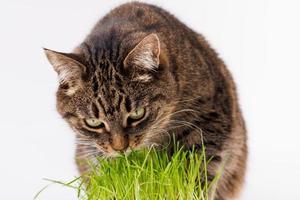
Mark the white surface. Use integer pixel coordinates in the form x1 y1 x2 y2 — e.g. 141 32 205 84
0 0 299 199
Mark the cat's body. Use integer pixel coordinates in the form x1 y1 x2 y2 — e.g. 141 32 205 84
45 2 247 200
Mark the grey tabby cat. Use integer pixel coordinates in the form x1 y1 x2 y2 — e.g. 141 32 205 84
44 2 247 200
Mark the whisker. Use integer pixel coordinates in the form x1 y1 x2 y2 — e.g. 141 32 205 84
169 119 203 135
170 94 204 105
76 149 99 156
76 152 97 159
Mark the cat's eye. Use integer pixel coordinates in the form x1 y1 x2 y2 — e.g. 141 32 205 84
84 118 104 128
128 107 145 121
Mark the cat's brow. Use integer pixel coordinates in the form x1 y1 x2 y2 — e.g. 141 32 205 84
96 91 126 116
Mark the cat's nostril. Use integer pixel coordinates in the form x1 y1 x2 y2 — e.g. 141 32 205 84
110 134 129 152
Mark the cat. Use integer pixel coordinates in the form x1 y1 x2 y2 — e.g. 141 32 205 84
44 2 247 200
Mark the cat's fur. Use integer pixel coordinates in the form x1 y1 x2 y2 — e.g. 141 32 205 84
45 2 247 200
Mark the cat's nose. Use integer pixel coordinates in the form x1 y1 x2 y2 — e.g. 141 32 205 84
110 133 129 152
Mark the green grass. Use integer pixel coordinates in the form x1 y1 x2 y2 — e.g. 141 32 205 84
36 145 221 200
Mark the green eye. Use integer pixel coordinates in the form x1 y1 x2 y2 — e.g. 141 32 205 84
129 107 145 120
84 118 104 128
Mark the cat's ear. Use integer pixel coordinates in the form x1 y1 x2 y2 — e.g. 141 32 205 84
44 48 86 94
124 33 160 75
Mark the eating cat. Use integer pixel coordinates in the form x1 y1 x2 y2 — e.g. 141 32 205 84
44 2 247 200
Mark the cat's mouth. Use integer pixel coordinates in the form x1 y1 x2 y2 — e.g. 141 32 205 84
93 139 145 158
94 145 138 158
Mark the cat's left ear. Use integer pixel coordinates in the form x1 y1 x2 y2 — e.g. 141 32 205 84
124 34 161 81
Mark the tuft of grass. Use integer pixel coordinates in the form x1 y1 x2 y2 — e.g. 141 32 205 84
36 145 221 200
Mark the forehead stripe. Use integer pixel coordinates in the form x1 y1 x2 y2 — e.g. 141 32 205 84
125 96 132 112
91 103 99 118
115 93 123 112
98 97 107 115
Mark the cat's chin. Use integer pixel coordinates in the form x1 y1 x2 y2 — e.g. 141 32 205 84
99 143 153 158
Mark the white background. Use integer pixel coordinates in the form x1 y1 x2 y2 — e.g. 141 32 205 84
0 0 299 199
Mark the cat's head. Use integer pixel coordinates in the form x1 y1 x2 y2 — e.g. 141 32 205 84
45 34 177 157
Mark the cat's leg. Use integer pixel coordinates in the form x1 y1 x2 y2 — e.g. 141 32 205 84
177 129 246 200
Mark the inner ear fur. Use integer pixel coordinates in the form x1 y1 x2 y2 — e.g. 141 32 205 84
123 33 161 71
123 33 169 82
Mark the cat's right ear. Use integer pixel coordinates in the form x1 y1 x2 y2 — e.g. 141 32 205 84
123 34 169 82
44 48 86 94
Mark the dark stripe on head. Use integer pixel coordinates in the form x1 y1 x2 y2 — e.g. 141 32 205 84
119 88 125 94
98 97 107 115
91 103 99 118
111 88 116 98
125 96 132 112
107 106 115 116
108 65 113 81
115 74 122 84
81 43 97 72
97 70 103 87
92 76 99 96
116 93 123 111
